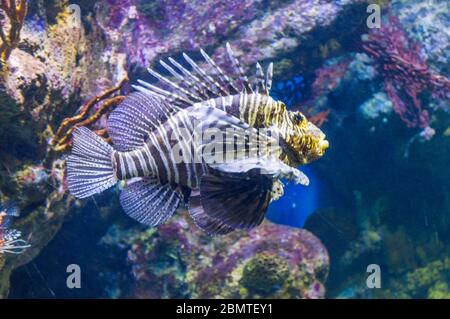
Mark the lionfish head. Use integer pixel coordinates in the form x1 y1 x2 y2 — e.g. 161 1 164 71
280 109 329 166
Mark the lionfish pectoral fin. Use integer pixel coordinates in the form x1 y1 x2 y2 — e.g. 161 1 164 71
120 177 181 227
67 127 118 198
209 156 281 175
188 191 235 235
209 156 308 185
108 92 179 152
199 170 272 230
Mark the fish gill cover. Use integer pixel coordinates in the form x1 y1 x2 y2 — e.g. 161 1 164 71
0 0 449 300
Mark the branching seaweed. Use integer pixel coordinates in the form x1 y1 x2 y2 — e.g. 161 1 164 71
0 0 27 67
51 76 129 152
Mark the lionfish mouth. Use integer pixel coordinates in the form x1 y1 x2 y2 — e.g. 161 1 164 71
280 136 329 166
318 139 329 156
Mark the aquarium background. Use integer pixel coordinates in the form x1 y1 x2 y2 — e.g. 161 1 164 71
0 0 449 299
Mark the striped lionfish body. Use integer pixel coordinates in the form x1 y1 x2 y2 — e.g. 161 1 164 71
109 96 209 190
67 43 328 235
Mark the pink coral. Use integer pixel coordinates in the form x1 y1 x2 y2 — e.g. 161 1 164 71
363 16 450 129
311 59 350 97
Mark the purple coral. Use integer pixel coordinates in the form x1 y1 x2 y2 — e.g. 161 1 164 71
122 215 329 299
194 223 329 298
97 0 260 67
362 16 450 129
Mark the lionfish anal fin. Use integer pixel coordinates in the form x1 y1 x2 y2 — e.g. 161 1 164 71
120 177 181 226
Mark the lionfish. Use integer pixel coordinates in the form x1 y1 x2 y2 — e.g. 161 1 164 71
67 44 329 235
0 202 30 254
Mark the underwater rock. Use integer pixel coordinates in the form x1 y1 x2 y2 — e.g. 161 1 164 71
387 258 450 298
0 1 125 297
101 213 329 299
391 0 450 76
359 92 393 120
96 0 368 77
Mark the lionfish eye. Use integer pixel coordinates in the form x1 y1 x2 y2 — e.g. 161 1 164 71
293 112 306 124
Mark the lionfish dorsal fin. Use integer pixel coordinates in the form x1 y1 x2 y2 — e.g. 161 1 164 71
255 62 266 93
167 57 211 100
182 52 229 96
108 92 178 151
134 79 190 109
226 42 253 94
134 43 258 110
200 48 240 94
265 62 273 94
145 68 196 105
158 60 203 102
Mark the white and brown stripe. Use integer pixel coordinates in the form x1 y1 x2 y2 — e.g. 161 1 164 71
112 110 209 189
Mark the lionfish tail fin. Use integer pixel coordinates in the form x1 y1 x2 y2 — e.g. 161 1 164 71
66 127 117 198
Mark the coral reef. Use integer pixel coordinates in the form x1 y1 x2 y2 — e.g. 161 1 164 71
311 58 351 99
391 0 450 75
0 0 127 296
0 0 27 67
0 0 448 300
385 258 450 298
96 0 368 76
302 3 450 295
100 214 329 299
0 0 370 298
362 15 450 131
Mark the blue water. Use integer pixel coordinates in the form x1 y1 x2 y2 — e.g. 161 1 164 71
267 166 319 228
